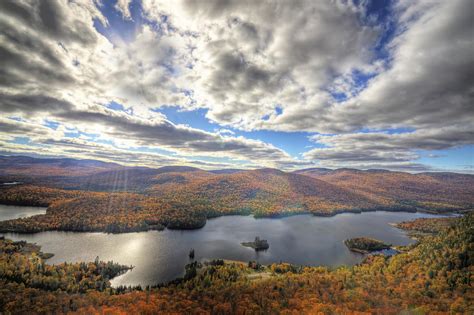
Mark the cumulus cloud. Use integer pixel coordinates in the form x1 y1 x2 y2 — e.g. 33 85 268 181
0 0 472 171
315 0 474 133
0 118 246 169
302 3 474 171
1 108 294 168
115 0 133 20
144 0 380 129
0 0 300 168
52 107 291 162
304 123 474 169
142 0 473 170
0 117 301 170
143 0 473 135
0 137 181 169
0 0 189 115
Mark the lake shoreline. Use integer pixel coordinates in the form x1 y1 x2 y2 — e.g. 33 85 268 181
0 202 460 235
1 207 444 288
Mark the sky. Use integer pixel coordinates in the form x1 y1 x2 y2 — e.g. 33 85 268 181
0 0 473 172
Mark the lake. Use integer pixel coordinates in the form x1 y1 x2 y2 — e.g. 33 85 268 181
0 205 445 287
0 204 47 220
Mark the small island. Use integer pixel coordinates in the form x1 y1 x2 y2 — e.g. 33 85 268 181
241 237 269 251
344 237 391 254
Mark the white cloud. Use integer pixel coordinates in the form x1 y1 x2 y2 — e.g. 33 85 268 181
316 0 474 133
143 0 380 130
0 0 472 171
115 0 133 20
304 123 474 169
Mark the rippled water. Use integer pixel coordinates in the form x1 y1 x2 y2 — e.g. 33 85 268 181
0 205 445 287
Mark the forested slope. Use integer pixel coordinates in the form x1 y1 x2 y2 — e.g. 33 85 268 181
0 156 473 233
295 168 474 211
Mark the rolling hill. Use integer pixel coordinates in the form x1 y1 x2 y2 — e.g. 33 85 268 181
0 156 472 233
294 168 474 211
147 168 381 216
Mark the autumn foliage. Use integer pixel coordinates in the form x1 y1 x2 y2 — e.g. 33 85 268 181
0 159 473 234
0 214 472 314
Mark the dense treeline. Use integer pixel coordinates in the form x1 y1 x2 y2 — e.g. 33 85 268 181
0 188 209 233
0 185 86 207
2 157 473 213
0 214 472 314
146 168 441 220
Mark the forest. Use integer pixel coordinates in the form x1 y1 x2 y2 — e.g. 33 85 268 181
0 156 473 234
0 213 472 314
395 217 458 233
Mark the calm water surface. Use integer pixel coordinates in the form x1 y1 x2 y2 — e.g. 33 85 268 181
0 207 444 287
0 204 47 220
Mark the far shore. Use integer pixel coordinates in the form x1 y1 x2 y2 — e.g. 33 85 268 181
0 202 463 235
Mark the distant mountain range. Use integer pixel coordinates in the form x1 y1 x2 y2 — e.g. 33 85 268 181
0 155 472 233
1 155 473 211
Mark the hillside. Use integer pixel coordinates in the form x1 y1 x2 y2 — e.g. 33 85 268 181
148 168 381 216
0 157 203 192
0 156 473 233
294 168 474 212
0 168 380 233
